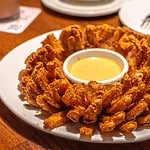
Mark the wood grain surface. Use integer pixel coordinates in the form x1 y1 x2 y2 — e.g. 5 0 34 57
0 0 150 149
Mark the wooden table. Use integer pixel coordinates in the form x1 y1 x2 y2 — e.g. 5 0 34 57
0 0 150 149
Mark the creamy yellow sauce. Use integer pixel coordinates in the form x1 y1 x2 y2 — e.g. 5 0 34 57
69 57 122 81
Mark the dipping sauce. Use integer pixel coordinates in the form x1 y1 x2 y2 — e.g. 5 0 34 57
69 57 122 81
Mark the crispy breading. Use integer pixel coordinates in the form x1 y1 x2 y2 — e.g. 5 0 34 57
83 98 103 124
99 120 116 132
59 25 85 57
110 111 126 125
18 24 150 135
143 94 150 107
119 121 137 132
88 81 105 96
67 106 85 122
100 111 125 132
79 124 94 137
18 73 33 96
125 82 146 102
62 84 95 108
121 70 146 93
36 94 58 114
62 84 88 107
25 79 41 106
118 34 135 57
102 82 123 107
44 110 69 129
46 59 66 79
84 24 100 48
145 82 150 94
25 45 55 68
37 79 70 110
42 34 61 48
143 48 150 67
126 99 148 121
137 114 150 125
42 34 65 60
32 67 49 91
107 94 133 114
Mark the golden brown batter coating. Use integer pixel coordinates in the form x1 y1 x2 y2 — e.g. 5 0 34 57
137 114 150 125
42 34 65 60
102 82 123 108
119 121 137 132
62 84 91 107
60 25 85 58
83 98 103 124
126 99 148 121
44 110 69 129
18 24 150 136
99 120 116 132
67 106 85 122
107 94 133 114
99 111 126 132
79 124 94 137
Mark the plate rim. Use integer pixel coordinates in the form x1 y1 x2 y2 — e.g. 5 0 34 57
41 0 125 17
119 0 150 35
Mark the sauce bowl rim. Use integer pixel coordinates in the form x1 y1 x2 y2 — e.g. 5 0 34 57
63 48 129 85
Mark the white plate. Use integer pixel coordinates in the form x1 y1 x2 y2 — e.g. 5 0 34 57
41 0 125 17
119 0 150 35
0 30 150 143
